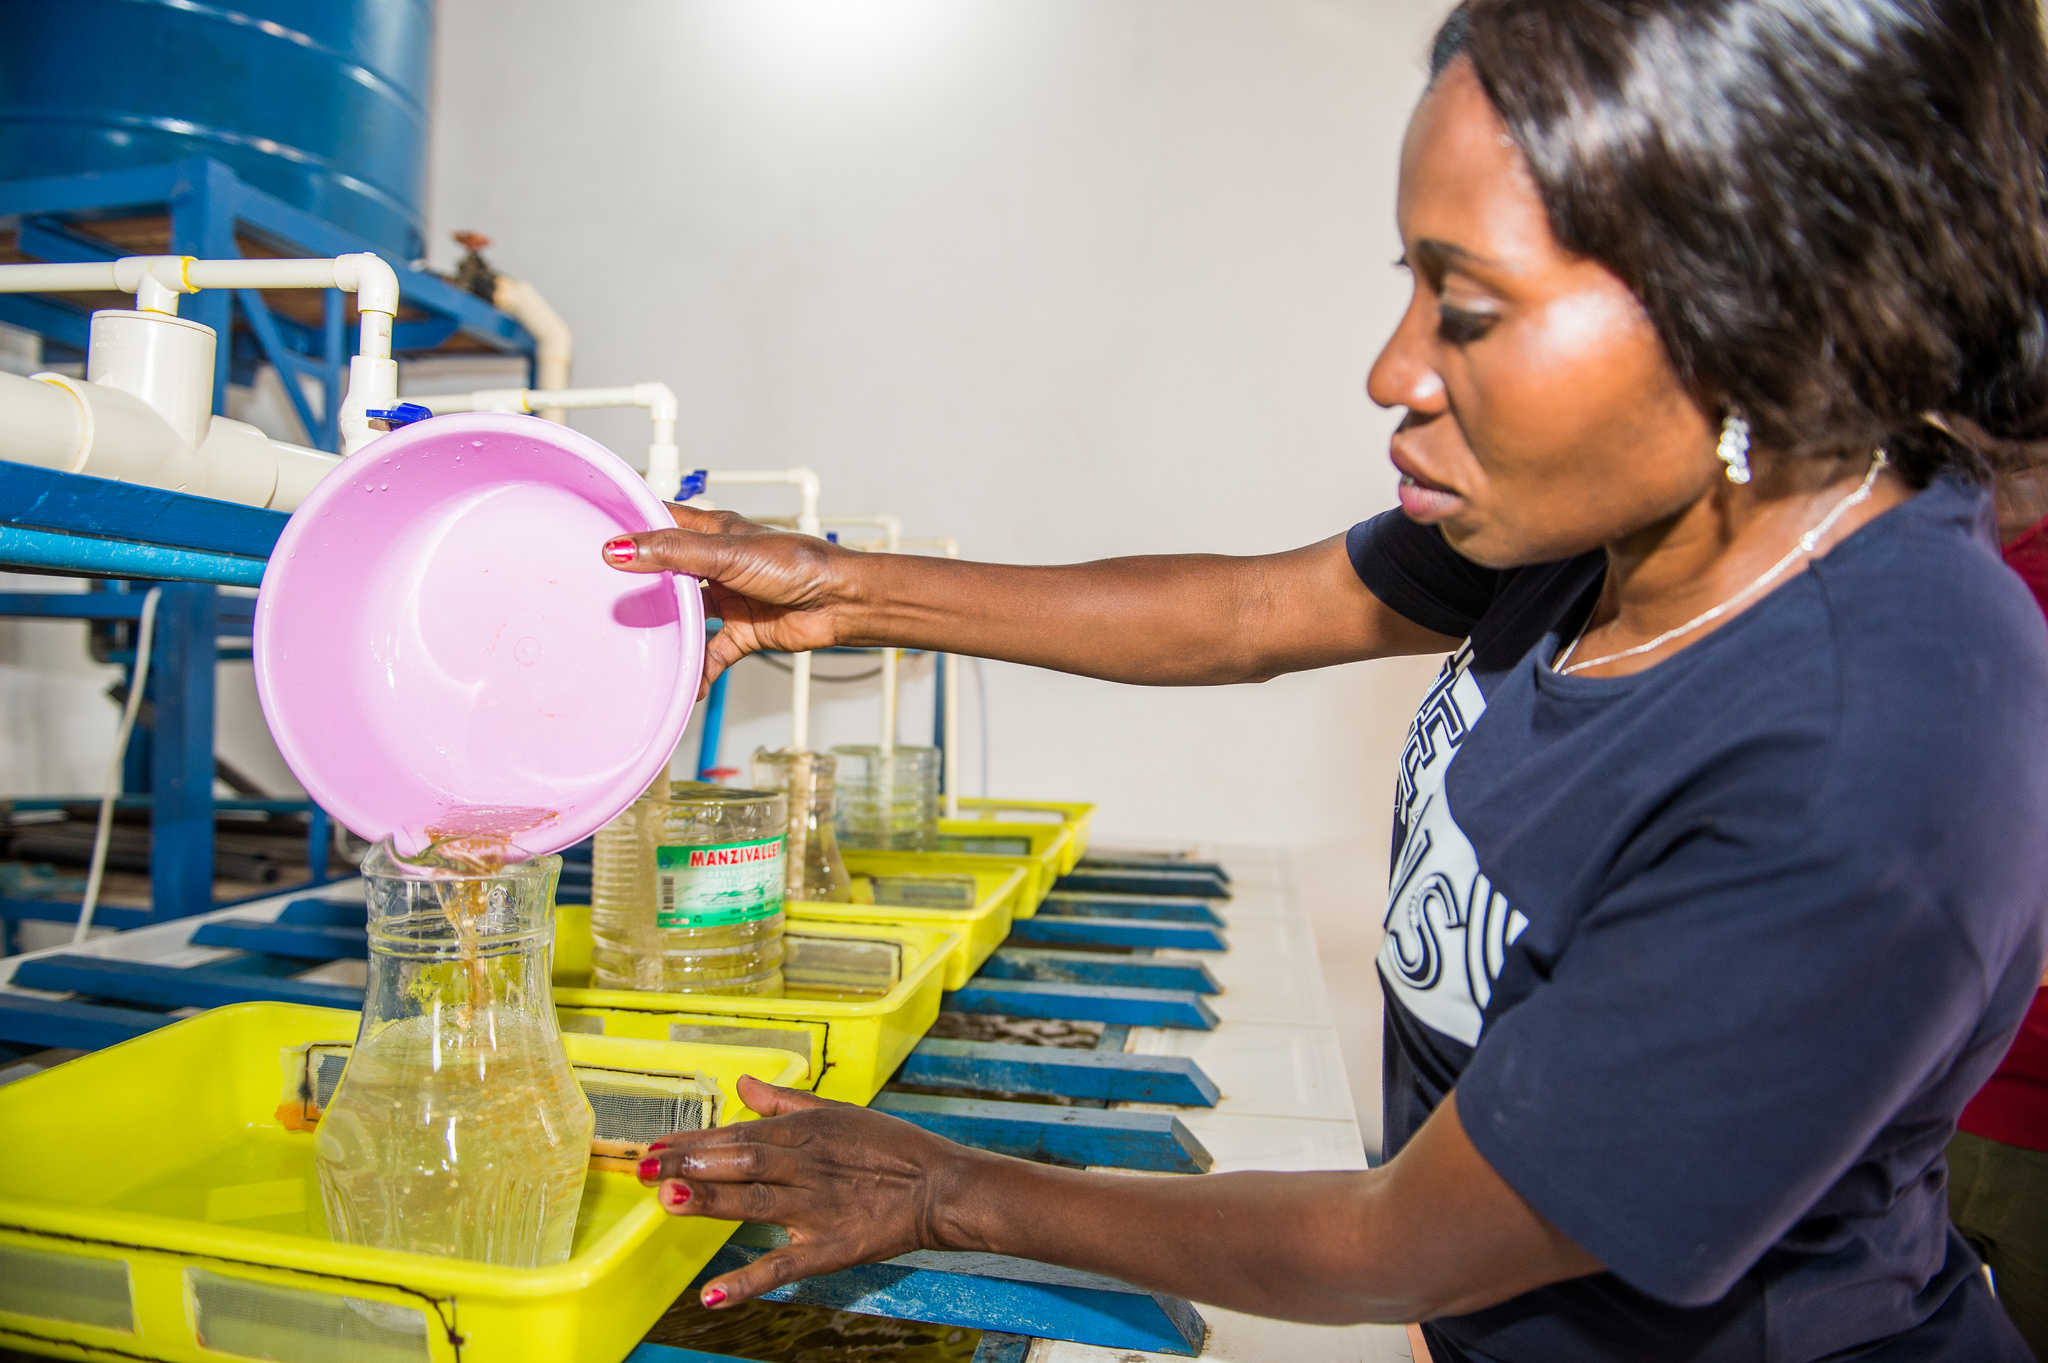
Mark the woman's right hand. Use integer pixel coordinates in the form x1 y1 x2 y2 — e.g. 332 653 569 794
602 506 864 697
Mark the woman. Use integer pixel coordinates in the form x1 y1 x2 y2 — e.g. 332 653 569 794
601 1 2048 1357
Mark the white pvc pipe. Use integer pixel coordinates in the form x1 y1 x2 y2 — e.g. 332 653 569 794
702 468 823 749
816 513 904 755
75 586 161 945
845 533 963 815
414 382 681 496
0 252 402 456
492 276 573 423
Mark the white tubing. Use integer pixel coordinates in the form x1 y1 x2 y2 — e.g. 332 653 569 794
492 276 572 422
413 382 682 497
74 586 162 946
814 513 904 754
703 468 824 749
0 370 85 470
0 252 402 455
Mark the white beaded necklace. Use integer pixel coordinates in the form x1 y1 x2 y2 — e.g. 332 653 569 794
1553 450 1890 677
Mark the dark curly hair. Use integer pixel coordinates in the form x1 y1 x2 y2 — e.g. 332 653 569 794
1432 0 2048 484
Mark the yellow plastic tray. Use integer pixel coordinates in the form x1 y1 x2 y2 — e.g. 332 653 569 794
0 1002 806 1363
928 819 1073 911
953 797 1097 870
552 914 957 1104
794 856 1029 990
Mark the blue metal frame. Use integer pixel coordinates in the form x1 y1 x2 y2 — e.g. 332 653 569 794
0 157 536 450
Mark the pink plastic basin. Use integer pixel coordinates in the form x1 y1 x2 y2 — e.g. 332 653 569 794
253 413 700 857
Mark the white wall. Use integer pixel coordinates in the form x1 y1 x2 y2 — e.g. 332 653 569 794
0 1 1453 1141
424 0 1451 1140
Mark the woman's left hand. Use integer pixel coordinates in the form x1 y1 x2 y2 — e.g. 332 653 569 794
637 1075 979 1308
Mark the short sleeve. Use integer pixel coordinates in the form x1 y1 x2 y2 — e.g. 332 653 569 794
1346 510 1505 639
1454 817 2026 1307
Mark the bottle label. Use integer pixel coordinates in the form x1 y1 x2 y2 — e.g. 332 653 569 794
655 838 786 927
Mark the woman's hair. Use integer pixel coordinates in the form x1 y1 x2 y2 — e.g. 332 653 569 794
1432 0 2048 483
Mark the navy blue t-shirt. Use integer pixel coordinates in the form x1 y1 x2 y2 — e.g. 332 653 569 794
1347 478 2048 1363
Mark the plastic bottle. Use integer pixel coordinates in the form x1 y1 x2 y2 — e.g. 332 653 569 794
589 781 788 995
751 747 853 904
316 836 593 1267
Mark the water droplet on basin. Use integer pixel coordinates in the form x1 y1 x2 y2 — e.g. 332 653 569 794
514 637 542 666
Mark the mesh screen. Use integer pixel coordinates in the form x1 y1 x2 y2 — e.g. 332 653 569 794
313 1048 351 1112
577 1070 717 1145
868 874 979 910
936 835 1032 856
784 934 903 994
0 1242 133 1332
665 1023 813 1065
187 1268 431 1363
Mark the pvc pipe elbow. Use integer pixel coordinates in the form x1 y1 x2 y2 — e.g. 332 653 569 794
332 252 401 318
632 382 678 423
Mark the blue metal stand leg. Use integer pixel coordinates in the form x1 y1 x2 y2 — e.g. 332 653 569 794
151 583 217 920
695 668 730 779
306 805 331 886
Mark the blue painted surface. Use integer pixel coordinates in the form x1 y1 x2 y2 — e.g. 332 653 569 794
0 591 255 627
10 955 360 1011
1007 915 1228 953
1075 854 1231 884
975 947 1220 995
0 526 268 586
0 995 169 1051
624 1348 759 1363
0 897 151 930
276 897 364 927
190 920 368 960
871 1092 1212 1173
900 1038 1219 1107
691 1241 1204 1355
948 979 1219 1030
0 0 436 259
0 455 287 560
151 584 217 920
1039 894 1226 925
1054 868 1232 900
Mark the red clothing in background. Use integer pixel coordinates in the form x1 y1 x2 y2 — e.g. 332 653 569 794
1957 514 2048 1153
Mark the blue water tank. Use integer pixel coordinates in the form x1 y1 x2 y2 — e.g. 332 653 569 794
0 0 435 261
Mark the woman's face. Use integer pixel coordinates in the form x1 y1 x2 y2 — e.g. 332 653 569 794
1369 57 1718 568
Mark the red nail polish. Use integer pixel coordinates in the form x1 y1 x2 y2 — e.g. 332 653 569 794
638 1157 661 1181
702 1286 727 1307
604 537 637 564
664 1182 691 1207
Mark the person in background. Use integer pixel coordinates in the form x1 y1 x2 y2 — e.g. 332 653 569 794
1954 458 2048 1360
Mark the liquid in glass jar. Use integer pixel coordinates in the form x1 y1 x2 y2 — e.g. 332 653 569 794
316 836 593 1267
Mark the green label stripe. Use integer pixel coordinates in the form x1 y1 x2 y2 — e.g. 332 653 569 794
655 837 786 928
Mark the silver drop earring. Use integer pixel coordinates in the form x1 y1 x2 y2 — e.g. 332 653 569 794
1717 412 1752 485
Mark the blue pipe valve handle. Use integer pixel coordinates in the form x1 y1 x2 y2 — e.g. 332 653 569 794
678 469 709 500
364 402 436 431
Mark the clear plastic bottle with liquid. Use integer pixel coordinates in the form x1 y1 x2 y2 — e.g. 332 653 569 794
589 781 789 994
315 836 594 1267
751 747 853 904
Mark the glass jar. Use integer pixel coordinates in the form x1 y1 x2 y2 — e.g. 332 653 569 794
589 781 788 995
831 744 942 852
751 747 853 904
315 836 593 1268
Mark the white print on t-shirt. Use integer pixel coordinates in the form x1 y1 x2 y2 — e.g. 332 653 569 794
1379 641 1530 1046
